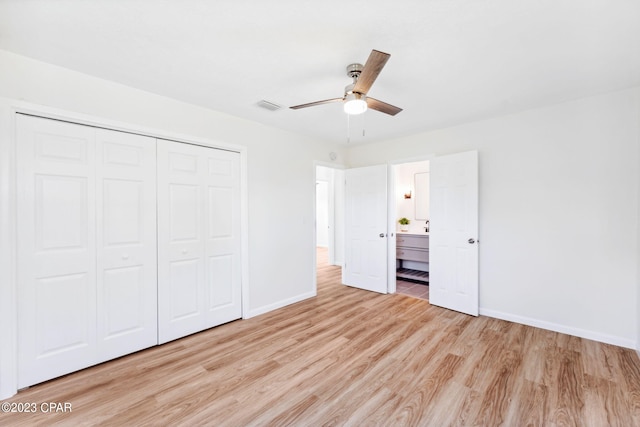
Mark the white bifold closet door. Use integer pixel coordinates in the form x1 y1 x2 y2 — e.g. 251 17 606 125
157 139 241 344
94 128 158 361
16 115 158 388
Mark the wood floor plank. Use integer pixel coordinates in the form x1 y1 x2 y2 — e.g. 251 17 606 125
504 379 548 427
3 247 640 426
545 347 586 426
387 352 465 425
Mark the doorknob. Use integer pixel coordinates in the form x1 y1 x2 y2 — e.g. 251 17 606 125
468 238 476 244
379 233 386 238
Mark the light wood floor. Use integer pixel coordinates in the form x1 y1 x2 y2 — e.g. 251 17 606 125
4 250 640 426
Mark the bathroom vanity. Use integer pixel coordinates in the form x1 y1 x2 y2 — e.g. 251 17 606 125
396 233 429 283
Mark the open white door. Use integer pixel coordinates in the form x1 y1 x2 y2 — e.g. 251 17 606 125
343 164 388 293
429 151 479 316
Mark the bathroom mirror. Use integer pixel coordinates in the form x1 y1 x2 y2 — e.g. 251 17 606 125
414 172 429 221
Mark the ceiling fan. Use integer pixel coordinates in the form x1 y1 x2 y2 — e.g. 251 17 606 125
290 49 403 116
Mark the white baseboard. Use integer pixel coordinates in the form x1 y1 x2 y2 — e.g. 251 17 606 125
479 308 636 349
244 290 316 319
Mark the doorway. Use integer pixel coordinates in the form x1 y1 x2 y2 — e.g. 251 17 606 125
324 152 478 314
315 164 344 299
314 161 428 298
315 165 344 270
393 160 430 301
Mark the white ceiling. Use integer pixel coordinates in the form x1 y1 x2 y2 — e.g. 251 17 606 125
1 0 639 145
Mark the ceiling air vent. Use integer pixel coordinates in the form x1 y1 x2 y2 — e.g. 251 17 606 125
256 100 282 111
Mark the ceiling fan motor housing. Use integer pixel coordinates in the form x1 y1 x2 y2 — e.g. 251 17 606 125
346 63 364 81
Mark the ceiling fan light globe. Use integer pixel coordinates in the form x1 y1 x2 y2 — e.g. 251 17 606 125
344 93 368 115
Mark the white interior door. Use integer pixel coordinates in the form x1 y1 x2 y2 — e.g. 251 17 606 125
157 140 241 343
157 140 206 343
16 116 160 388
343 164 388 293
429 150 479 316
202 147 242 328
16 115 98 388
95 129 158 362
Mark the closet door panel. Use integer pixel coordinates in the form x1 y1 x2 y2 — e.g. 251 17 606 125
204 150 241 326
157 140 206 343
17 115 97 388
208 255 234 308
95 129 157 361
36 175 89 251
102 266 144 333
158 140 241 343
169 259 201 318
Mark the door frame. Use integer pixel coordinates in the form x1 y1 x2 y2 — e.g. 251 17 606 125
315 180 330 250
0 98 249 399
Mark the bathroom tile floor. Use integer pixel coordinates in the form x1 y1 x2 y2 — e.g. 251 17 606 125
396 279 429 301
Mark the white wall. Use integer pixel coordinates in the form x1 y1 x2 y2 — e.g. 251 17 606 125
347 87 640 348
0 48 346 348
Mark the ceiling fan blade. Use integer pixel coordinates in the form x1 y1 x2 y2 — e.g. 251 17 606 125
366 97 403 116
353 50 390 95
290 98 343 110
